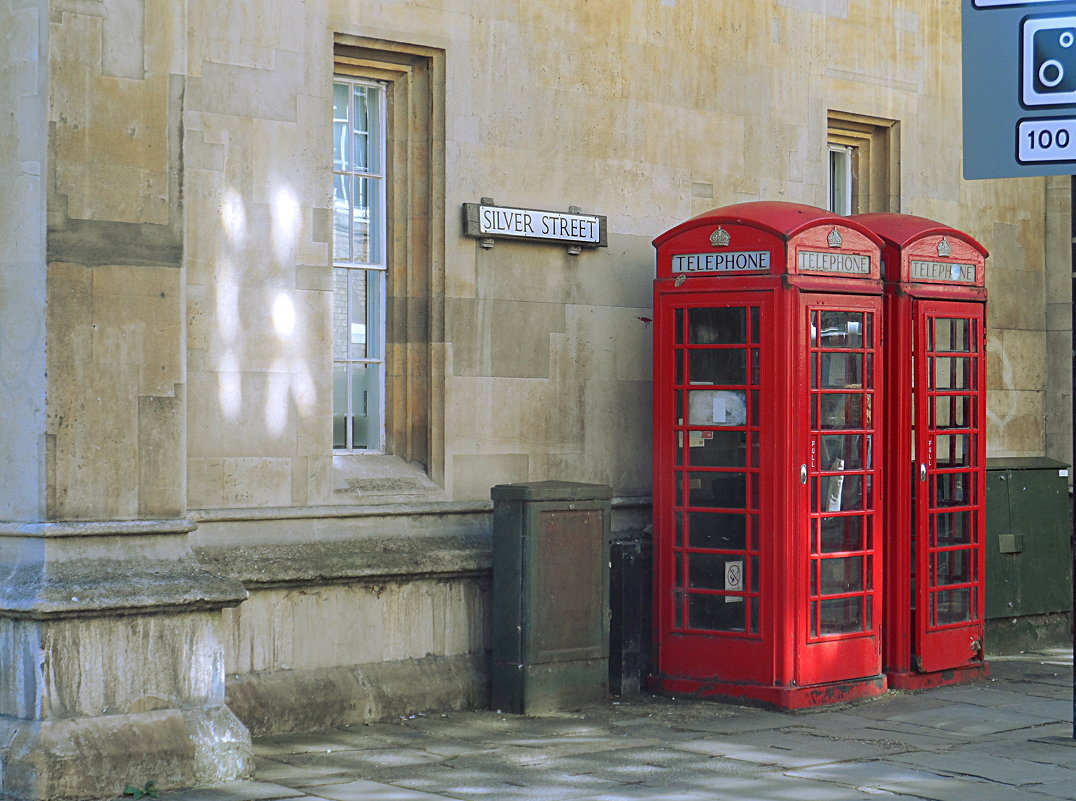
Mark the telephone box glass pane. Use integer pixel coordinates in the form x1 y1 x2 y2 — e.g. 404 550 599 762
820 393 867 429
821 434 864 470
933 357 973 390
933 318 972 352
934 588 973 625
689 553 743 590
689 512 746 550
820 556 864 593
690 350 746 385
815 311 864 348
935 550 972 585
933 395 972 428
936 510 973 546
820 597 864 635
687 430 747 466
820 516 864 553
688 307 747 344
675 308 684 344
936 434 971 468
821 353 863 389
689 472 746 508
935 472 974 507
689 594 745 632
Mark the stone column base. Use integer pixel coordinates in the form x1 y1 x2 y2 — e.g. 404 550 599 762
0 519 252 801
0 706 251 801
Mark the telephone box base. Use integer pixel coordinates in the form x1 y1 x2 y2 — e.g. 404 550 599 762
886 662 989 691
649 674 888 711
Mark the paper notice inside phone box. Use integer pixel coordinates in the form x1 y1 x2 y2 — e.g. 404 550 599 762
688 389 747 426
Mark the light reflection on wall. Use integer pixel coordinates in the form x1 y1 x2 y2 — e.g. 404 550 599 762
211 179 319 440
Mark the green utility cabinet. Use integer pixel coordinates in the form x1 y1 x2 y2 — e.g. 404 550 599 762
984 458 1072 620
491 481 612 715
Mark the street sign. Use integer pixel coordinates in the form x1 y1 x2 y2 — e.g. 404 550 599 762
963 0 1076 178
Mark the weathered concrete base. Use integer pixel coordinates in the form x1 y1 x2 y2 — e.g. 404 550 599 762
987 612 1073 654
227 653 489 736
0 706 251 801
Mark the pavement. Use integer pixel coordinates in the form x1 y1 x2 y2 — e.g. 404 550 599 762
171 648 1074 801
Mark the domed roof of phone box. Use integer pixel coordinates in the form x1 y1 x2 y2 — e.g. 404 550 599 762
851 212 988 256
653 201 885 248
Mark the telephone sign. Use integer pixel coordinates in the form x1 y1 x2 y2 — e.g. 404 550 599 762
963 0 1076 177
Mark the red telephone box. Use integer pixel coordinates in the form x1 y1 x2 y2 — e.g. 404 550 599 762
853 213 989 690
651 202 888 709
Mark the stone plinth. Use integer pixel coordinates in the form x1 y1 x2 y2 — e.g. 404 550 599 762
0 520 252 801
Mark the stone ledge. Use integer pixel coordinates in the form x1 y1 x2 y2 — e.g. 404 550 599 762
226 653 488 736
193 532 492 588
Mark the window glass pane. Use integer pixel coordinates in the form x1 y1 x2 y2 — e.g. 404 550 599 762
349 363 381 450
333 268 349 361
332 363 348 449
333 83 349 171
351 176 377 263
347 270 368 360
352 85 381 173
333 175 350 261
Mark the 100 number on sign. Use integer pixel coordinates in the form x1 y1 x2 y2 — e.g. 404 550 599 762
1018 119 1076 163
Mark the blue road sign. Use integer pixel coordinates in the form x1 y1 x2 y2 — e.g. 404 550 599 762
963 0 1076 177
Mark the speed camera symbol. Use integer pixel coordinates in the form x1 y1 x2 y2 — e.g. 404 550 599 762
1023 16 1076 106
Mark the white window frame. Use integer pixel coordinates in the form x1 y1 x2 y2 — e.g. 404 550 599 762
333 76 388 453
828 144 853 216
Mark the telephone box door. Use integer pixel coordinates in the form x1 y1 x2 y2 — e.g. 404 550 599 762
653 291 772 684
913 300 987 673
797 294 884 687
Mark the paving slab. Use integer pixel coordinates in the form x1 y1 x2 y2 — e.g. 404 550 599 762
887 748 1076 787
787 759 1066 801
670 729 900 769
159 782 306 801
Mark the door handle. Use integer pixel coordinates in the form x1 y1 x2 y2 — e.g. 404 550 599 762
800 464 808 485
919 463 927 482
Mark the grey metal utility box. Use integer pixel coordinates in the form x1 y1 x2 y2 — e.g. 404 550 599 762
491 481 613 715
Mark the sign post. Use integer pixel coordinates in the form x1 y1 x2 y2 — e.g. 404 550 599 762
963 0 1076 741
